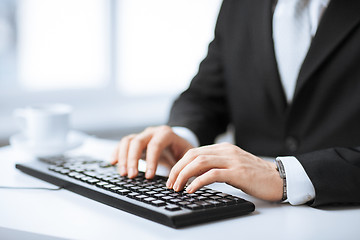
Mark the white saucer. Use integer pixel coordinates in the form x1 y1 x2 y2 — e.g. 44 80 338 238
10 131 87 157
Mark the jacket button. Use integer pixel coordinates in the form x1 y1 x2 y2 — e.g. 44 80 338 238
285 136 299 152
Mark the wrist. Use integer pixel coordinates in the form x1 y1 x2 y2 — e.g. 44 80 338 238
265 162 284 202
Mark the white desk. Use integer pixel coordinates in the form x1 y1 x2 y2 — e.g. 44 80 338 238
1 137 360 240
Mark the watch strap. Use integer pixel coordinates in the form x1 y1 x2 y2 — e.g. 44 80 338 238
275 158 287 201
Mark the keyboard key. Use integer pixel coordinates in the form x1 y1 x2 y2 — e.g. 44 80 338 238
161 196 173 201
187 198 197 203
169 193 182 197
74 168 85 173
205 190 221 194
60 169 70 174
196 201 213 208
161 190 172 195
109 179 121 184
218 198 236 205
130 186 141 191
48 165 57 171
186 193 199 197
143 197 156 203
99 162 112 168
226 196 246 203
209 196 222 200
216 193 230 198
170 199 181 204
96 181 109 187
197 196 208 201
165 204 182 211
109 174 121 179
84 171 97 177
201 193 213 197
151 200 166 207
135 195 148 201
194 190 205 194
94 174 106 179
154 193 165 198
101 176 114 181
127 192 140 199
117 189 131 195
206 200 222 206
110 186 123 192
186 204 202 210
74 174 86 179
179 195 190 201
87 178 100 184
103 184 116 189
145 191 158 196
80 176 93 181
115 181 127 186
138 188 149 193
177 201 191 207
68 172 78 177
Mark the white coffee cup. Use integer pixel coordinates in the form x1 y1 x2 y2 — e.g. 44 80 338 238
14 104 72 146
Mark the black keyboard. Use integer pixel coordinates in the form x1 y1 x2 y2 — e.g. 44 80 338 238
16 155 255 228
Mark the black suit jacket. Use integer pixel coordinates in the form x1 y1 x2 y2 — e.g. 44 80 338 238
168 0 360 206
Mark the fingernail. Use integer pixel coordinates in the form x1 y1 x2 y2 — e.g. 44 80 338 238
166 179 172 188
186 186 193 193
173 183 179 191
145 169 152 179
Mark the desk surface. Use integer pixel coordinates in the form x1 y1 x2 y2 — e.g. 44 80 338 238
1 137 360 240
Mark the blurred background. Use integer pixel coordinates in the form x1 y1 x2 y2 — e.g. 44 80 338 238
0 0 222 146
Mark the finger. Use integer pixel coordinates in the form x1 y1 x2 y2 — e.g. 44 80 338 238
166 145 221 188
117 134 136 176
127 131 153 178
186 169 228 193
145 129 174 179
172 155 228 192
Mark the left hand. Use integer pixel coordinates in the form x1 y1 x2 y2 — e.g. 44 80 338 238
166 143 283 201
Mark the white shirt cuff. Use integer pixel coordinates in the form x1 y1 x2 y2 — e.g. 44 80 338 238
171 127 200 147
276 156 316 205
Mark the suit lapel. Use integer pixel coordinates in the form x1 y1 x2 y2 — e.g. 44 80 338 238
294 0 360 99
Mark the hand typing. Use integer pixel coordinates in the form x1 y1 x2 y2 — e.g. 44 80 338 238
166 143 284 202
111 125 193 179
112 126 283 202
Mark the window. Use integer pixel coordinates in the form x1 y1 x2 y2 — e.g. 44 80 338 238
0 0 222 141
17 0 109 91
117 0 222 96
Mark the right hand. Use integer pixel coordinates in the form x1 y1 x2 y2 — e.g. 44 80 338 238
111 125 194 179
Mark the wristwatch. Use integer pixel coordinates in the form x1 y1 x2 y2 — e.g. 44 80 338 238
275 158 287 201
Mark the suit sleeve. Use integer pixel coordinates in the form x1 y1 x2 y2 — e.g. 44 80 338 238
296 147 360 207
168 1 230 146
